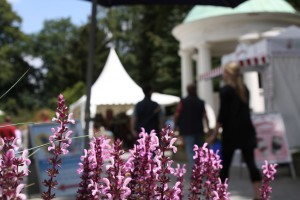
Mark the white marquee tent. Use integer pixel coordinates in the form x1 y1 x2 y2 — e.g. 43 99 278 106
70 48 180 127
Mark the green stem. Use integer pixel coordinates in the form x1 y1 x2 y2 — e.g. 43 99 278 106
0 67 31 100
0 121 55 128
16 135 90 155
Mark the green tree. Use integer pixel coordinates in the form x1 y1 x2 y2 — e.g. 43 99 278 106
28 17 110 107
102 6 192 96
65 20 110 97
28 18 77 106
0 0 38 114
62 81 85 104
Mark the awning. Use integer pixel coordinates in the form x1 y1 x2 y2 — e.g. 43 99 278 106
199 55 268 81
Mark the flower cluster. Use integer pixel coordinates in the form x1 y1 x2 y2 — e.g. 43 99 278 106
77 126 185 199
42 94 74 200
189 143 229 200
103 139 131 199
126 128 160 198
155 126 182 200
213 178 230 200
260 160 277 200
77 136 111 199
0 137 30 199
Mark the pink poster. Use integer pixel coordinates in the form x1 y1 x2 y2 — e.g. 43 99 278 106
252 113 292 164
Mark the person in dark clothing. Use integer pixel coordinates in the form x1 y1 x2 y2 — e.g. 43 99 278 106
208 62 261 200
174 83 209 167
131 84 163 136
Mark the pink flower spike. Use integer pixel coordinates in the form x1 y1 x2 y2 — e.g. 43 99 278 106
42 94 75 199
260 160 277 200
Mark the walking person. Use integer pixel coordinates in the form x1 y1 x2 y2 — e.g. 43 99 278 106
208 62 261 200
174 83 209 167
131 84 163 136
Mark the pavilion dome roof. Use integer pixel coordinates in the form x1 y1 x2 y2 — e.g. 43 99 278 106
184 0 296 23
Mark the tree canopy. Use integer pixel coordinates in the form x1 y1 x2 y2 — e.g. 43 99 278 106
102 5 192 95
0 0 39 115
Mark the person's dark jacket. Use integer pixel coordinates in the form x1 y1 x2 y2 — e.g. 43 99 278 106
177 94 206 136
218 85 257 148
134 97 161 133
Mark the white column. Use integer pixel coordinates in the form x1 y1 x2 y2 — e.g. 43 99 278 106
179 48 194 97
196 43 214 108
243 72 265 113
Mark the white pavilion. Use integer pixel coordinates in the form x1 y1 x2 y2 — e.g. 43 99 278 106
172 0 300 117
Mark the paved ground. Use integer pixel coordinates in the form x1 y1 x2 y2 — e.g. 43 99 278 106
178 161 300 200
223 164 300 200
27 149 300 199
28 161 300 200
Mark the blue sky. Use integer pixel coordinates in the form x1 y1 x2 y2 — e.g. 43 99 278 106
8 0 92 34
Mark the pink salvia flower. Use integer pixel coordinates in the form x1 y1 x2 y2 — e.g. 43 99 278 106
214 178 230 200
103 139 131 199
155 125 180 199
76 136 111 199
260 160 277 200
126 128 159 199
0 146 30 199
76 149 92 199
189 143 225 200
42 94 73 200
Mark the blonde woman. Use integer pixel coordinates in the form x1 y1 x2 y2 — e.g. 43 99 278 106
209 62 261 200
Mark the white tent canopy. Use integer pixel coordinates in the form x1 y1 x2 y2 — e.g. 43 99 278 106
70 48 180 126
90 48 144 105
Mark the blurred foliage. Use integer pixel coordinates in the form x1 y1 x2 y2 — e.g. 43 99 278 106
0 0 39 115
102 5 192 96
1 0 300 121
27 18 80 105
62 81 85 105
27 17 110 108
